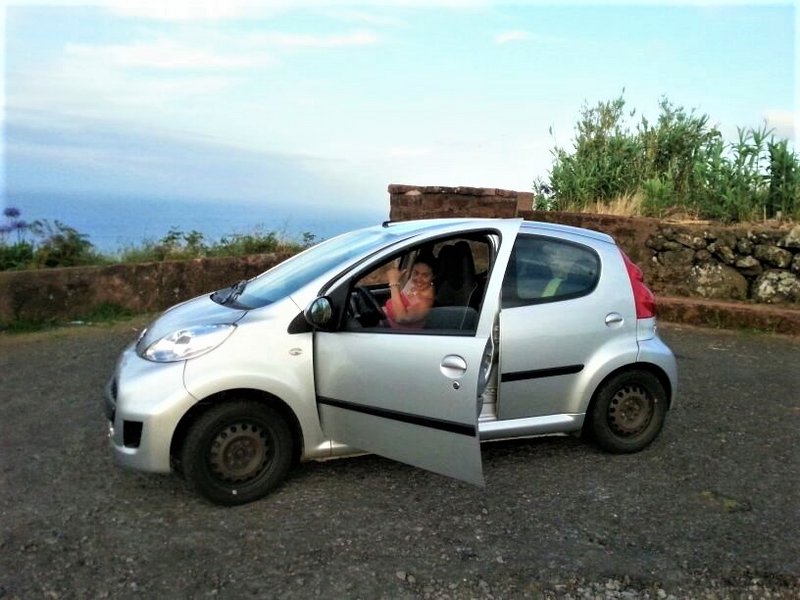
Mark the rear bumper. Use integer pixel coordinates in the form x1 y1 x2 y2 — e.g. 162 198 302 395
637 333 678 407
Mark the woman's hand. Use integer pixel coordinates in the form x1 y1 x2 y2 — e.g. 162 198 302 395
386 267 406 288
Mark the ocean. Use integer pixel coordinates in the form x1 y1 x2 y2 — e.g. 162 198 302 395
5 192 385 254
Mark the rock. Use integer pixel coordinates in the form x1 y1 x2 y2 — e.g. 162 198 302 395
695 249 713 263
793 254 800 275
736 238 754 255
687 263 749 300
646 234 669 251
662 240 688 252
659 248 695 267
779 225 800 249
751 270 800 303
754 245 793 268
674 232 707 250
708 242 736 265
734 255 762 277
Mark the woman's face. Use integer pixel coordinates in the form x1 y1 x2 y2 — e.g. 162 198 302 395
410 262 433 287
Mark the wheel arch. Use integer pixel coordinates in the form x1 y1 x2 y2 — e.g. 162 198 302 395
582 362 673 435
170 388 305 473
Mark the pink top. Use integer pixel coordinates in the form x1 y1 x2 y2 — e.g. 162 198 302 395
384 292 425 329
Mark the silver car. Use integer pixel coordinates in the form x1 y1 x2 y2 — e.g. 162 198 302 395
105 218 677 505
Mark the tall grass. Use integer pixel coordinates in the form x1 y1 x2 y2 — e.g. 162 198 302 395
544 95 799 222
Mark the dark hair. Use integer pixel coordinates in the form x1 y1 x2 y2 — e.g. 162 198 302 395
413 251 436 270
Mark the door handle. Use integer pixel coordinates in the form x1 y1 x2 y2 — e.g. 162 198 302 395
441 354 468 378
605 312 624 327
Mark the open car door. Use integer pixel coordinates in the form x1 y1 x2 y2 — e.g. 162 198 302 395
311 221 520 486
314 330 492 485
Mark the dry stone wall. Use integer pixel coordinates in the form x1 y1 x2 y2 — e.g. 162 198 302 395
646 225 800 304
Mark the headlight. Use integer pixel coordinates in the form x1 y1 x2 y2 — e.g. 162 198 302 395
142 324 236 363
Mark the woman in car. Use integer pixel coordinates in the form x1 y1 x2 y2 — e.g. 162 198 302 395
384 253 436 329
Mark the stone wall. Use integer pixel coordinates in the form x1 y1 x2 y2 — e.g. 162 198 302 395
645 225 800 304
391 184 800 306
0 253 292 325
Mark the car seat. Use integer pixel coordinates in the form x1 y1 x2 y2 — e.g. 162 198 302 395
424 306 479 331
435 242 478 308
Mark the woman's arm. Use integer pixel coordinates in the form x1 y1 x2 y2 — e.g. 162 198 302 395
386 266 433 324
396 294 434 323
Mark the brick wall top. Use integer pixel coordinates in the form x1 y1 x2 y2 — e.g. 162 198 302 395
388 184 531 200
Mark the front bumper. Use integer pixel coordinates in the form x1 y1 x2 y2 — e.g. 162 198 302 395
105 344 196 473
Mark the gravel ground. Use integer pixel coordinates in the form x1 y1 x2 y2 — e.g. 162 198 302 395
1 318 798 599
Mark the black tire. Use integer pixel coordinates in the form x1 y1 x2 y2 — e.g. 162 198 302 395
587 370 667 454
181 401 293 506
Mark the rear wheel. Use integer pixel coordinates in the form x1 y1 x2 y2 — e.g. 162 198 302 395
588 370 667 453
181 400 293 506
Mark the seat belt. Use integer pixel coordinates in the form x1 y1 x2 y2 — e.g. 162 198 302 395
542 277 563 298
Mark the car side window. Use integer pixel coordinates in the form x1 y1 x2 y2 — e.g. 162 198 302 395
501 235 600 309
344 234 494 334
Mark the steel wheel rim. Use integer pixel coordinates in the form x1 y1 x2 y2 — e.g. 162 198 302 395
208 422 272 483
607 384 653 437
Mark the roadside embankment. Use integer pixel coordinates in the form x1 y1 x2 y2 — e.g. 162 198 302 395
658 296 800 336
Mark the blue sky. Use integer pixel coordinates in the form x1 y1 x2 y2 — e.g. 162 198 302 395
1 1 797 223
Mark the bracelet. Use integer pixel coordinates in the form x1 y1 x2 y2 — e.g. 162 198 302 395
389 283 400 288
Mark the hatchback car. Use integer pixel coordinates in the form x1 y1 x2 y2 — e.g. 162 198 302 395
105 218 677 505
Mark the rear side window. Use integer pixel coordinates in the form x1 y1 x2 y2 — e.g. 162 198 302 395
502 235 600 308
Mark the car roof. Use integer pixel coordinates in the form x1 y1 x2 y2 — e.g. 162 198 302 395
378 217 615 245
519 220 615 244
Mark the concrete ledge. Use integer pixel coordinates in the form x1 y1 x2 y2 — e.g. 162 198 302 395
658 296 800 336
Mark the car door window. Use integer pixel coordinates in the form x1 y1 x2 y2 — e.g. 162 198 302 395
345 235 494 334
501 235 600 308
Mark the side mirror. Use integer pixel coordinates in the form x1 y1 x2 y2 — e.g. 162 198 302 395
304 297 333 329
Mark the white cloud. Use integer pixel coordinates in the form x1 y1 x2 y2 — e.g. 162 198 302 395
107 0 269 21
763 109 796 141
64 39 274 70
386 146 432 158
494 30 529 44
247 30 380 48
7 44 238 118
323 8 408 28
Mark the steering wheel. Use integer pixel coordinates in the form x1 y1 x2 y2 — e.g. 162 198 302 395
349 286 386 327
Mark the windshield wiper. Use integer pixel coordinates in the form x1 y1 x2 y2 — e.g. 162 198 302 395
214 279 248 305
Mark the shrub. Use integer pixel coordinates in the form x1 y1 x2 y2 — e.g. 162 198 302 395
546 94 800 222
31 220 100 268
0 207 37 270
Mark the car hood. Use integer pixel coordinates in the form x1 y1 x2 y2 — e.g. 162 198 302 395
136 293 248 354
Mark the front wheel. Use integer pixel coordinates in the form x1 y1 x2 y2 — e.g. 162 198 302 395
587 370 667 453
181 401 293 506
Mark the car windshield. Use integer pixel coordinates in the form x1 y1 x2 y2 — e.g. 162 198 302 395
224 228 394 309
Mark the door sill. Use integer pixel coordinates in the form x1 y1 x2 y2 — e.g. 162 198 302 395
478 413 584 441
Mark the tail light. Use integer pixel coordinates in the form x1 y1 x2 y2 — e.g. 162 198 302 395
621 250 655 319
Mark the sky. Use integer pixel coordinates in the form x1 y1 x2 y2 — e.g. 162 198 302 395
1 0 797 227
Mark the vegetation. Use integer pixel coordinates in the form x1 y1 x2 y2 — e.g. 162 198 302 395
118 226 315 263
0 208 101 270
0 208 315 272
536 94 800 222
